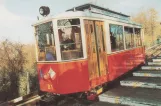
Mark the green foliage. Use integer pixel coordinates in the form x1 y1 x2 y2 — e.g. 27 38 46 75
0 40 38 101
18 72 27 96
0 69 10 92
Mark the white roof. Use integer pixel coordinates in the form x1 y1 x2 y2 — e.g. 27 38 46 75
54 11 86 18
32 11 141 27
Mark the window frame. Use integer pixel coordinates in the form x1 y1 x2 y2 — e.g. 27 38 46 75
134 28 142 47
107 22 143 54
35 20 58 63
34 18 143 62
109 24 124 52
124 26 135 49
56 18 85 61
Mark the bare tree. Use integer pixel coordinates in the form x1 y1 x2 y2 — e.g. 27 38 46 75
148 8 158 42
132 8 160 46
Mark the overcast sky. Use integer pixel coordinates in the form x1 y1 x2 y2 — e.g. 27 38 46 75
0 0 161 44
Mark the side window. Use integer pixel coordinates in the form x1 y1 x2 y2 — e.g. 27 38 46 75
124 27 134 49
96 25 101 51
85 24 89 34
109 24 124 52
134 28 142 47
101 25 105 51
90 23 96 53
90 25 93 33
57 19 83 60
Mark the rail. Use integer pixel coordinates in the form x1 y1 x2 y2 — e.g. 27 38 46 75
0 91 43 106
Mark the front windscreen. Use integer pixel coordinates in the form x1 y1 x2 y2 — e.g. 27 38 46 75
35 21 56 61
57 18 83 60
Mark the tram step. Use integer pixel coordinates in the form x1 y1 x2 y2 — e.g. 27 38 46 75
148 62 161 65
120 76 161 89
133 70 161 77
156 56 161 59
90 102 128 106
141 66 161 70
99 86 161 106
152 59 161 62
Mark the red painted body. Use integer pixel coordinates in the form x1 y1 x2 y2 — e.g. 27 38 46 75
38 60 90 94
108 47 145 81
37 47 145 94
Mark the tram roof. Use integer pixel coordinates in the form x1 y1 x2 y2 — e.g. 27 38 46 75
66 3 130 18
32 3 141 27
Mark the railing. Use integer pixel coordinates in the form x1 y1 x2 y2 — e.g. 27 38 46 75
145 43 161 59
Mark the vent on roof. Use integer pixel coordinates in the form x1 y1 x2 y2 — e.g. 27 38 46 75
66 3 130 20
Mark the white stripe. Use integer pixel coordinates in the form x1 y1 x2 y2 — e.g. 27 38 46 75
141 66 161 70
148 62 161 65
153 59 161 62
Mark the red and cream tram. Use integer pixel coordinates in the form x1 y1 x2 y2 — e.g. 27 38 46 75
33 3 145 97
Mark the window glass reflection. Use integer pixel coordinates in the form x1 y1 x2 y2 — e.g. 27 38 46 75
35 21 56 61
124 27 134 49
109 24 124 52
57 19 83 60
134 28 142 47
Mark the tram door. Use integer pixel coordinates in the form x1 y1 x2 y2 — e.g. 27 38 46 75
84 20 107 85
95 21 107 77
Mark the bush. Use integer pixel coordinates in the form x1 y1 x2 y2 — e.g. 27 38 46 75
0 40 38 101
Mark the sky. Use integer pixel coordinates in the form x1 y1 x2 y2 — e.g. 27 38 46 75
0 0 161 44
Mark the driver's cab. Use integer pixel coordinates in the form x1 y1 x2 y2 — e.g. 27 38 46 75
34 18 84 62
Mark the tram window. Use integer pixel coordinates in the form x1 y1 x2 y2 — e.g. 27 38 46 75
57 18 80 26
85 24 89 34
124 27 134 49
101 25 105 51
57 19 83 60
35 21 56 61
134 28 142 47
109 24 124 52
90 25 93 33
96 25 105 52
96 25 101 51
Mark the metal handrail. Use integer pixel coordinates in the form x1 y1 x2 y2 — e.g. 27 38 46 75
145 43 161 59
146 43 161 51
